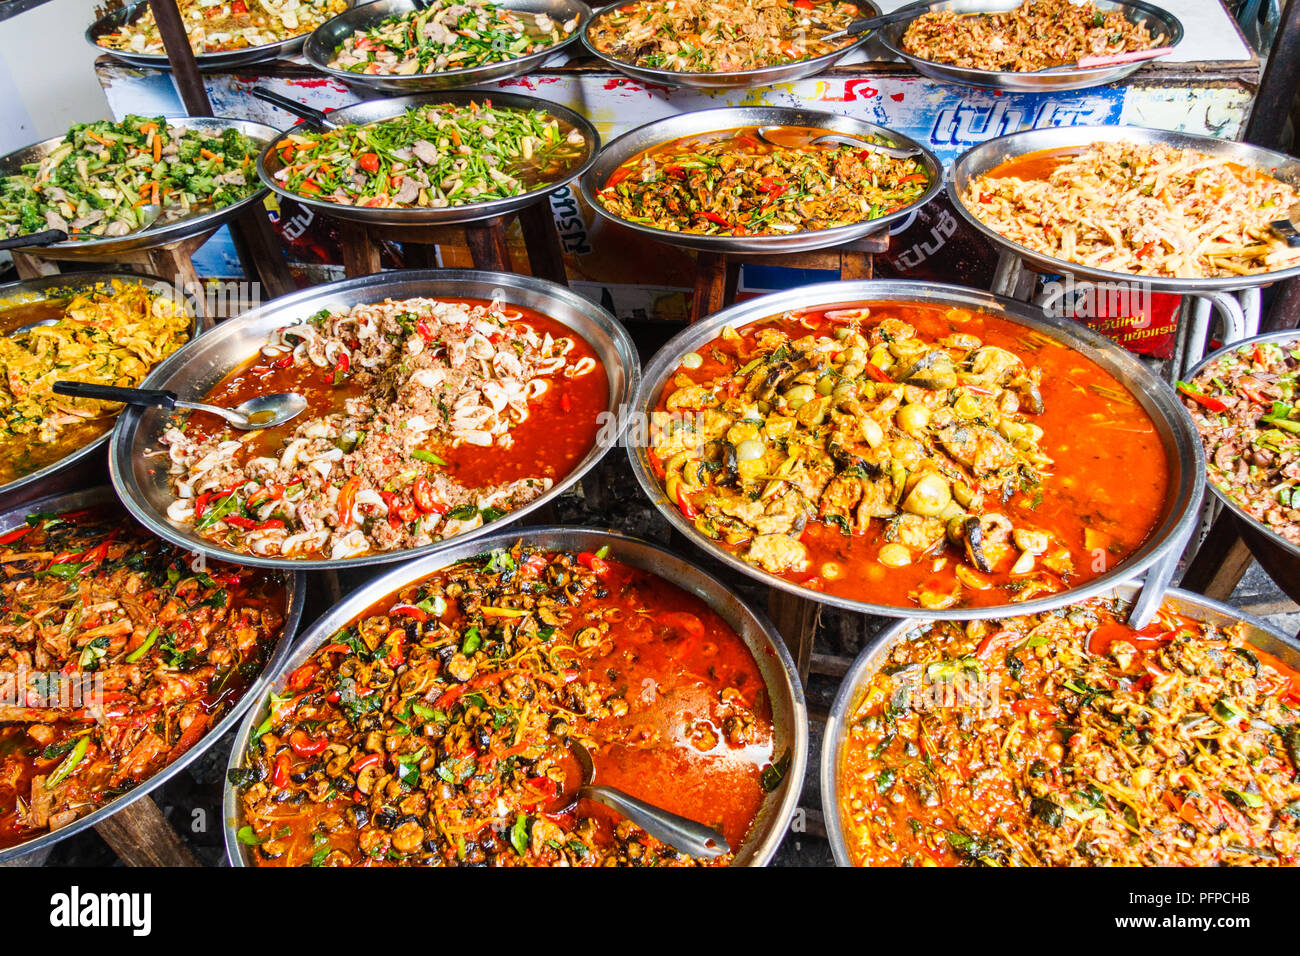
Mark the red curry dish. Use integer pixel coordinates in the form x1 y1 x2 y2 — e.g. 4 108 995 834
159 296 607 561
0 505 287 850
231 544 781 866
648 301 1169 610
835 597 1300 866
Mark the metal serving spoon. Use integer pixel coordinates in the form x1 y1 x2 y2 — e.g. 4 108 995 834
52 381 308 430
756 126 922 160
0 204 162 251
552 739 731 859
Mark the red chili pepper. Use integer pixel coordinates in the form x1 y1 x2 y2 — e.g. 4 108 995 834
978 191 994 204
896 173 928 184
289 730 329 757
389 604 428 622
793 0 815 9
975 629 1016 660
412 477 445 515
661 611 705 641
337 476 361 527
1175 381 1228 413
559 392 572 413
49 551 80 565
272 354 293 370
1011 697 1059 716
358 151 380 174
647 448 666 481
271 752 292 789
756 177 786 196
349 753 383 773
577 551 611 577
701 211 730 227
224 515 259 530
862 362 894 384
1136 240 1156 258
0 526 32 545
523 775 558 808
606 165 632 188
676 486 699 520
415 317 435 345
285 662 318 693
664 164 686 179
231 0 248 14
318 643 352 655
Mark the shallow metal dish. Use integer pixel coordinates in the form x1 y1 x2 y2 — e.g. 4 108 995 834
304 0 592 93
579 106 942 255
0 116 277 257
110 269 639 570
876 0 1182 92
581 0 880 90
949 124 1300 293
0 273 200 508
223 525 808 867
628 279 1204 619
257 90 600 227
0 486 305 865
1182 329 1300 591
821 583 1297 866
86 0 353 69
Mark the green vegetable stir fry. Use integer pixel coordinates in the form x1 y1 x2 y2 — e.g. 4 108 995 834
328 0 579 76
0 115 262 241
272 101 587 209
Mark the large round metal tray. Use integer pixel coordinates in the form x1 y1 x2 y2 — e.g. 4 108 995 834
110 269 639 570
303 0 592 94
948 124 1300 293
1182 329 1300 573
579 106 943 255
223 525 808 867
86 0 353 70
0 116 277 257
628 279 1205 620
0 273 201 508
581 0 880 91
820 583 1298 866
257 90 600 227
876 0 1182 92
0 486 305 865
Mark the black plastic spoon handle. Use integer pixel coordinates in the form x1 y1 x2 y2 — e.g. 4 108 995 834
249 86 335 129
0 229 68 251
836 0 940 37
53 381 177 409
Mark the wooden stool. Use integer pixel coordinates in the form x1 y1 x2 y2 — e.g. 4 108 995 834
685 233 891 681
336 202 567 284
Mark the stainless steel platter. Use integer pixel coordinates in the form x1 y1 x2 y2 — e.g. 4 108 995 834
581 0 880 91
628 279 1205 620
0 273 200 507
0 486 305 865
579 106 942 255
0 116 277 256
1182 329 1300 569
876 0 1182 92
820 584 1299 866
303 0 592 93
257 89 600 227
86 0 353 69
110 269 639 570
948 124 1300 293
223 525 808 867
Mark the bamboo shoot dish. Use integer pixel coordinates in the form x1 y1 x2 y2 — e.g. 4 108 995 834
900 0 1167 72
0 115 263 242
328 0 579 76
587 0 861 73
835 597 1300 866
231 543 779 866
1181 337 1300 547
596 125 931 237
0 505 288 851
95 0 347 56
158 296 606 561
648 301 1169 610
962 141 1300 279
271 101 588 210
0 281 190 485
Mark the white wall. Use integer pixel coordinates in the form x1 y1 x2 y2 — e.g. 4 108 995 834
0 0 113 152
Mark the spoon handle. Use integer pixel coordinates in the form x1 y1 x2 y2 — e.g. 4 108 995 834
53 381 177 409
579 785 731 858
0 229 68 251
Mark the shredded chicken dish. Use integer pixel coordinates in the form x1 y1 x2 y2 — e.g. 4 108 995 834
97 0 347 56
588 0 861 73
159 296 604 561
964 141 1300 279
1180 337 1300 547
837 597 1300 866
900 0 1165 72
0 506 287 851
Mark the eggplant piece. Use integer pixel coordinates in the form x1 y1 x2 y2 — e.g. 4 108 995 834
963 516 993 572
899 349 958 390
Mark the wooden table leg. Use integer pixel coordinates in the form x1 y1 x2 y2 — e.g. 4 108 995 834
94 797 199 867
9 251 60 279
339 222 383 278
1179 510 1254 602
464 219 512 273
839 249 873 280
766 589 818 685
691 251 730 322
517 202 569 285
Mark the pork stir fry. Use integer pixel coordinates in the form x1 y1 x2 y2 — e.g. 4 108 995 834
588 0 861 72
837 597 1300 866
232 546 777 866
900 0 1166 72
329 0 579 76
1181 337 1300 547
0 507 286 850
964 141 1300 279
160 296 601 561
